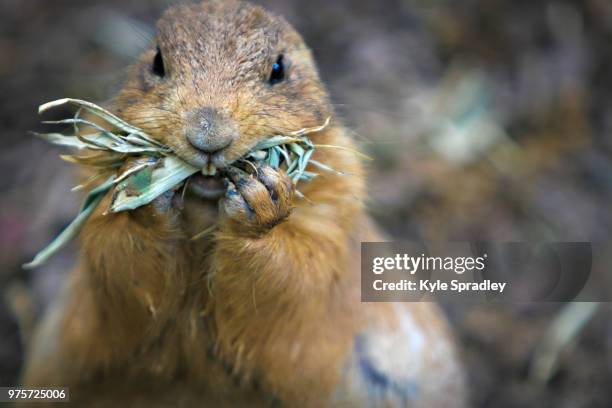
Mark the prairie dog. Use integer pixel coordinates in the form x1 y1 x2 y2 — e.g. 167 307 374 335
23 1 466 406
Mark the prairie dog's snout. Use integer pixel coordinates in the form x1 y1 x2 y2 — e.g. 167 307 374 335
185 107 236 154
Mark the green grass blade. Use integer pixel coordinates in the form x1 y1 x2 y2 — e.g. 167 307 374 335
39 98 165 147
22 176 115 269
32 132 98 150
253 136 300 150
110 156 198 212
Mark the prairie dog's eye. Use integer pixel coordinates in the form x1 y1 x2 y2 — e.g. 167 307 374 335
152 47 165 77
268 55 285 85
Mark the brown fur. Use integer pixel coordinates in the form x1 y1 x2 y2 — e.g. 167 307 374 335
22 1 466 406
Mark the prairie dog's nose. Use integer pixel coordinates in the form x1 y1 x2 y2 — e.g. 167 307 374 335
185 108 234 153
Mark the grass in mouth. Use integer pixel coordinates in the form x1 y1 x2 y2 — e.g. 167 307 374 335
24 98 351 268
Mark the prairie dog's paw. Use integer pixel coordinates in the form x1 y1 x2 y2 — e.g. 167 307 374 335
220 165 294 235
148 187 183 215
116 158 184 221
128 185 184 228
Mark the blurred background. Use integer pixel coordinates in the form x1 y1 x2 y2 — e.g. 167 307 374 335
1 0 612 406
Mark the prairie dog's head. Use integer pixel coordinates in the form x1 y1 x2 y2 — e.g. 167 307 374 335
115 0 331 176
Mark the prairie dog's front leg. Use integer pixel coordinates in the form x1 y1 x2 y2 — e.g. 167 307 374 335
209 163 361 404
79 158 189 341
22 168 187 387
